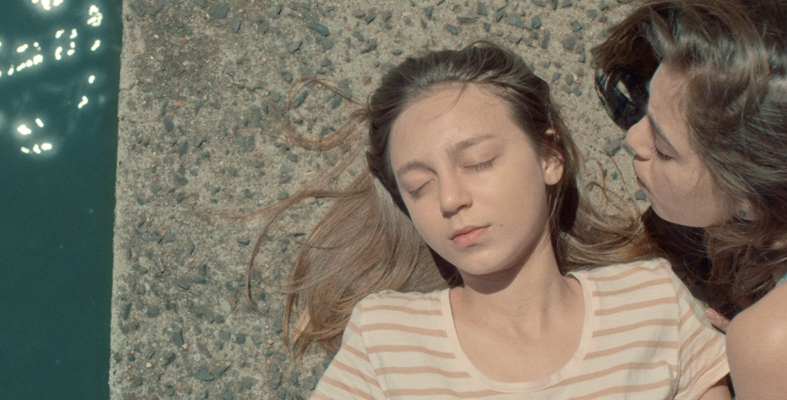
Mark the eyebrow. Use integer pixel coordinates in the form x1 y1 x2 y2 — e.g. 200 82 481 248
394 134 497 177
448 133 497 157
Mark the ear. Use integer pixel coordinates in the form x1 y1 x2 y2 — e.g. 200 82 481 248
542 128 564 185
736 199 760 221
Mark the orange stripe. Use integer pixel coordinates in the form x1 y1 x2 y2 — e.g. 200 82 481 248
363 323 447 337
595 297 677 316
566 378 672 400
367 344 455 358
678 307 694 330
594 318 678 337
592 277 672 297
682 327 723 373
311 393 333 400
320 376 377 400
346 321 362 335
591 266 649 282
556 361 674 387
584 340 678 359
375 365 471 378
375 293 440 302
332 359 381 388
681 320 705 355
343 343 372 364
680 351 728 393
362 304 442 316
384 387 499 398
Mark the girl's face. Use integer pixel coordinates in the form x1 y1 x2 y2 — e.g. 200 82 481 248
626 65 731 227
388 84 564 277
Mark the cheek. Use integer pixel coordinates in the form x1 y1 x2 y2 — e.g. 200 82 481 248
648 162 686 197
650 162 721 209
693 171 727 210
495 166 547 208
405 203 440 243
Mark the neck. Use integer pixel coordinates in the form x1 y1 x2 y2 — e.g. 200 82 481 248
451 234 582 337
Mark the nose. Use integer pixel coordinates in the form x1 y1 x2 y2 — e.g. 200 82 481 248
439 172 472 217
625 116 652 160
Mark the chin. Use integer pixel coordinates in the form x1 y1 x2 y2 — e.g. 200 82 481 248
457 259 520 280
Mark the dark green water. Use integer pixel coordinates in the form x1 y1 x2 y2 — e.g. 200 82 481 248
0 0 121 398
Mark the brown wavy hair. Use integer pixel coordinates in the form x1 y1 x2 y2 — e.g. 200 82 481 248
593 0 787 316
245 42 654 357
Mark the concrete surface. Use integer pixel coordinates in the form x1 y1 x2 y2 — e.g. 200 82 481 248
110 0 642 398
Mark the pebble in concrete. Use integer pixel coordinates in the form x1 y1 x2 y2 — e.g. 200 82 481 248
266 5 282 18
363 12 377 24
287 40 302 53
194 366 215 382
507 14 525 29
561 36 577 51
171 329 184 347
230 20 241 32
532 15 542 29
210 4 229 19
308 22 330 37
360 43 379 54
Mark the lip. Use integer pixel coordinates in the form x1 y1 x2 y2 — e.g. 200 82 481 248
632 164 648 192
451 226 488 247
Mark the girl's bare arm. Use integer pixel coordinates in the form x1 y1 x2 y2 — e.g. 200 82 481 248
725 284 787 399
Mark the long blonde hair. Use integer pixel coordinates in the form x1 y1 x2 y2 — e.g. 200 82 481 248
247 42 654 356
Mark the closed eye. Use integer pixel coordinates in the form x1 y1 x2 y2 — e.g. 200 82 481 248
406 160 493 197
467 160 494 172
407 181 430 198
651 144 672 160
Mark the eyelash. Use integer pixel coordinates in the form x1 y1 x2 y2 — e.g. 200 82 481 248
651 144 672 160
468 160 494 172
408 184 427 198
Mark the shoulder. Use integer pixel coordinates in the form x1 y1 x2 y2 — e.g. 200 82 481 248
577 258 689 321
360 289 444 309
582 258 696 294
580 258 716 327
728 283 787 349
352 289 445 325
726 283 787 397
578 258 676 288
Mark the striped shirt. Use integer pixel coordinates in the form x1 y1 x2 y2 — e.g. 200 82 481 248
311 259 728 399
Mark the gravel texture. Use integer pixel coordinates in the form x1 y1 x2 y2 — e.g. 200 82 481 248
112 0 647 398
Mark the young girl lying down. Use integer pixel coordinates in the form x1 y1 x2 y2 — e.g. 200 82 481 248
250 42 731 399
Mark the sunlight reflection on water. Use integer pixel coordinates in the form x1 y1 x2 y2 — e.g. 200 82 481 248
1 1 106 157
0 1 119 397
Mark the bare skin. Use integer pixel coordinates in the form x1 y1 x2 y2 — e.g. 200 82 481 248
725 283 787 399
707 266 787 399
